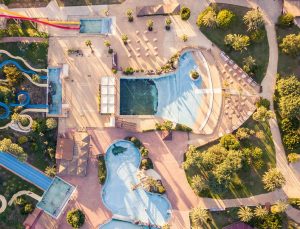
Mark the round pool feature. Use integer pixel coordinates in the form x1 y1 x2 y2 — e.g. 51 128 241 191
101 140 171 227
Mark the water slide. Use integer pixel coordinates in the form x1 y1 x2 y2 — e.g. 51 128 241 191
0 8 80 25
0 152 52 191
0 14 80 30
0 102 10 119
0 59 36 75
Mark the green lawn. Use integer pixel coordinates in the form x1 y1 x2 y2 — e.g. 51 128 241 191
276 24 300 78
56 0 125 6
0 0 51 7
185 117 276 199
200 4 269 83
0 42 49 69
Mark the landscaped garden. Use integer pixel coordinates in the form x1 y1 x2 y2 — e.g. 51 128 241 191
184 110 282 199
197 4 269 83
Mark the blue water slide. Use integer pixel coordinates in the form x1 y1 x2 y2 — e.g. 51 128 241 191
0 60 36 75
0 102 10 120
26 104 48 109
40 75 48 80
0 152 52 191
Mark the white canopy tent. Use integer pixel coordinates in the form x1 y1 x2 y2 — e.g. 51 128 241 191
100 77 115 114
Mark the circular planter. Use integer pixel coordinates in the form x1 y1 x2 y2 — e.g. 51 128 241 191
189 71 201 82
17 114 33 131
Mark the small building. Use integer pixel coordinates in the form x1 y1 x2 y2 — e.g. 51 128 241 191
223 222 254 229
136 3 180 17
55 137 74 161
283 0 300 27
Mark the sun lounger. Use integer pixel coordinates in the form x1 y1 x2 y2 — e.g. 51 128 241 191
220 52 229 62
247 78 253 83
229 60 234 65
241 73 247 79
233 64 238 70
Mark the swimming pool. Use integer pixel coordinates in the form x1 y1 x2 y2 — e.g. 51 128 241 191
80 18 112 34
101 140 171 227
120 51 203 128
48 68 62 115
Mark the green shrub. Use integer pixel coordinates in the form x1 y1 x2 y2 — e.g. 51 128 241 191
196 7 216 28
280 117 299 133
46 118 57 130
140 158 153 170
287 153 299 163
175 123 192 132
249 29 265 43
140 147 149 157
283 131 300 150
18 136 28 145
279 34 300 56
125 136 143 149
256 97 270 109
224 34 250 52
67 209 85 228
216 9 235 28
220 134 240 150
278 13 294 27
180 7 191 21
123 67 134 75
157 184 166 194
288 198 300 210
98 155 106 184
22 203 34 214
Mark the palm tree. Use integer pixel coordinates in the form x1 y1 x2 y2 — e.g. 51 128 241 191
202 10 217 28
85 40 93 53
181 34 188 42
165 17 172 30
126 9 134 22
254 205 268 219
104 40 112 54
271 200 288 214
243 9 264 31
45 166 56 177
121 34 128 45
190 207 209 226
147 19 154 31
238 206 253 222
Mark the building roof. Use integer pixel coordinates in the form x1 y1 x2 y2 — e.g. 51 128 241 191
223 222 254 229
284 0 300 17
136 3 180 17
55 137 74 160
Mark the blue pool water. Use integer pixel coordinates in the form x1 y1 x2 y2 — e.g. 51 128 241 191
48 68 62 115
102 140 171 227
0 152 52 190
80 18 112 34
120 51 203 128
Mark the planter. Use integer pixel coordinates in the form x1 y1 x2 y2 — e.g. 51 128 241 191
189 70 201 81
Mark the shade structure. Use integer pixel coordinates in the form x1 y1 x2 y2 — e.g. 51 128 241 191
101 77 115 114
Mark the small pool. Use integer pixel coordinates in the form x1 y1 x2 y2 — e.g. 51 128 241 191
101 140 171 227
48 68 62 115
80 18 112 34
120 51 203 128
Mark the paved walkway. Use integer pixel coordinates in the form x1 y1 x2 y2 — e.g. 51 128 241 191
8 190 42 206
0 195 7 213
0 37 47 43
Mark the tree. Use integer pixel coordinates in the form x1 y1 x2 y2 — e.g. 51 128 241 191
238 206 253 222
243 9 264 31
277 76 300 97
23 203 34 214
190 207 209 226
216 9 235 28
126 9 134 22
180 7 191 21
236 127 252 140
3 65 23 86
271 200 288 214
121 34 128 45
279 94 300 118
181 34 188 42
18 136 28 145
46 118 57 130
224 34 250 51
256 97 271 109
253 106 274 122
104 40 111 48
67 209 85 228
0 138 27 161
242 56 256 74
85 40 93 53
191 175 207 195
165 17 172 30
0 86 13 103
287 153 300 163
196 7 216 28
262 168 286 191
254 205 268 219
279 34 300 56
220 134 240 150
283 132 300 150
278 13 294 27
45 166 56 177
202 9 217 28
146 19 154 31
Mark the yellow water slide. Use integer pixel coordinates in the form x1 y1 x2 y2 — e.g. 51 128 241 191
0 8 80 25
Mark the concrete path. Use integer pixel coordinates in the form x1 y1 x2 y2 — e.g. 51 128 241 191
23 73 48 88
0 37 47 43
0 195 7 214
286 205 300 224
8 190 42 206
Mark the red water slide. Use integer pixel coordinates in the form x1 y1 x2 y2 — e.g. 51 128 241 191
0 14 80 30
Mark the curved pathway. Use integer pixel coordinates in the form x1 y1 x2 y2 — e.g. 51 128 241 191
8 190 42 206
0 195 7 214
23 73 48 88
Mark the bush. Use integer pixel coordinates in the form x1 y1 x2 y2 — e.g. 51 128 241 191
18 136 28 145
196 6 216 28
98 155 106 184
220 134 240 150
256 97 270 109
125 136 143 149
224 34 250 52
123 67 134 75
278 13 294 27
190 70 200 79
287 153 299 163
140 158 153 170
279 34 300 56
280 117 299 133
46 118 57 130
216 9 235 28
249 29 265 43
283 131 300 150
175 123 192 132
262 168 285 191
22 203 34 215
180 7 191 20
67 209 85 228
236 127 252 140
140 147 149 157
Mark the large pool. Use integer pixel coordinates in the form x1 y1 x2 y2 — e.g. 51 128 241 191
48 68 62 115
101 140 171 228
120 51 203 128
80 18 112 34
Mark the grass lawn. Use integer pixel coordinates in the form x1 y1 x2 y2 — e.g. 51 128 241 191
0 42 49 69
276 24 300 77
200 4 269 83
185 117 276 199
56 0 125 6
0 0 50 8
